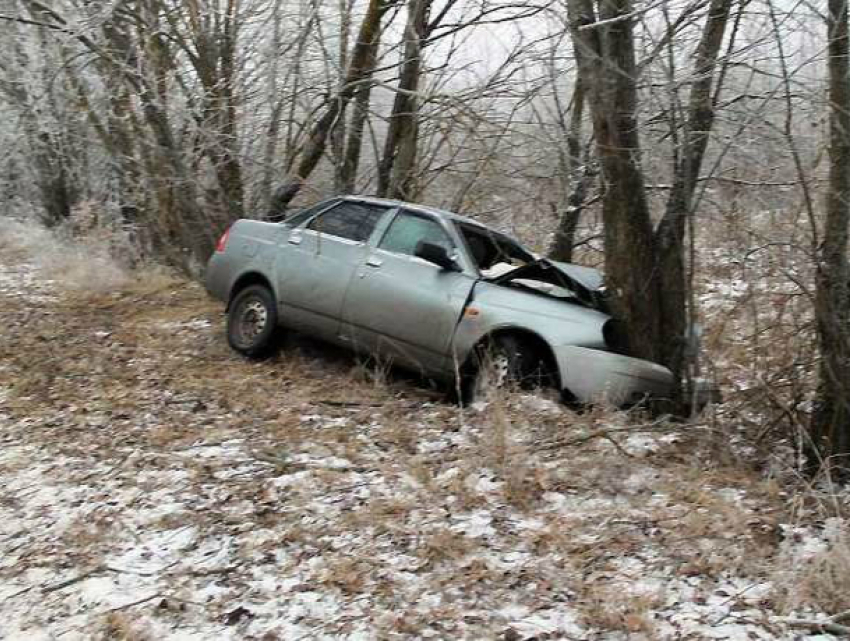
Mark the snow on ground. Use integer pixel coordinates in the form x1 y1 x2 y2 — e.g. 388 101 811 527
1 244 848 639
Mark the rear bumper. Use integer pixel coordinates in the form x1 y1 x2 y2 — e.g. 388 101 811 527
204 253 232 303
554 345 675 406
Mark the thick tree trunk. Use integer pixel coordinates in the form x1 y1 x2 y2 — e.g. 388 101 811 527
269 0 385 217
567 0 662 363
568 0 732 406
167 0 244 220
99 18 146 232
102 12 211 270
810 0 850 475
332 0 353 193
376 0 430 200
33 133 76 227
340 67 378 193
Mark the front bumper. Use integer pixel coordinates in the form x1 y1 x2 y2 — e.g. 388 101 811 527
554 346 675 406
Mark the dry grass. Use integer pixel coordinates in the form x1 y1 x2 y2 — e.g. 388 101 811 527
575 584 665 635
419 529 478 564
772 511 850 615
101 612 152 641
1 215 132 293
2 214 847 639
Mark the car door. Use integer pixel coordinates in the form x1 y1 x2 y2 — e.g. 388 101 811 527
275 201 393 341
341 210 477 376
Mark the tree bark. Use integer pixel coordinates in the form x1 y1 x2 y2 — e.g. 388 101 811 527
339 7 383 193
567 0 662 363
810 0 850 475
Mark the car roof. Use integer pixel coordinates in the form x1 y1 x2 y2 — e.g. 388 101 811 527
339 195 490 231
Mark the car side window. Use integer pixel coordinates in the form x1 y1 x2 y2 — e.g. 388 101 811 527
379 211 454 257
283 200 336 228
307 203 387 242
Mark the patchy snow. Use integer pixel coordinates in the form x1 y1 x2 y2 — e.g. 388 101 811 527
1 250 847 639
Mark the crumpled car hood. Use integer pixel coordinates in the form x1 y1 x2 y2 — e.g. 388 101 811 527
547 260 604 291
488 258 607 311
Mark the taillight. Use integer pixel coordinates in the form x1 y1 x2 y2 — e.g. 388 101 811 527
215 226 231 253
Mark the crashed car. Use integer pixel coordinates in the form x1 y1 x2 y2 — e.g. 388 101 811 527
205 195 676 405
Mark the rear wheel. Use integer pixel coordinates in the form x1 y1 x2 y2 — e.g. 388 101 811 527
227 285 280 358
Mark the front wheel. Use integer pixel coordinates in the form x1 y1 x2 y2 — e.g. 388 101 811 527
461 335 551 405
227 285 280 358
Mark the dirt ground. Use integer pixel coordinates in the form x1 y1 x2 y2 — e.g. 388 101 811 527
1 243 848 640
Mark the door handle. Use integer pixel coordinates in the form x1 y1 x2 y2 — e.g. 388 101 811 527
288 233 302 245
365 257 383 267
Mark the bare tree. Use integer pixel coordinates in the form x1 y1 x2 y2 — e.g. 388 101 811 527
545 78 595 263
654 0 735 392
376 0 430 200
810 0 850 475
268 0 388 216
567 0 733 405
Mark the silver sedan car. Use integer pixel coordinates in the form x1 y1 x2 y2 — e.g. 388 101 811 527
205 196 676 405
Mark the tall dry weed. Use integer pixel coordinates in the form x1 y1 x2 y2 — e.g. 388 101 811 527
773 516 850 614
1 204 172 294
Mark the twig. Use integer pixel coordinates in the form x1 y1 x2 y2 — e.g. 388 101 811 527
779 617 850 636
311 399 436 409
83 449 136 481
1 585 34 601
251 450 301 473
104 593 161 612
313 400 386 408
105 593 203 612
41 565 106 594
536 421 678 452
604 507 697 529
105 563 177 578
600 432 635 458
711 582 765 625
3 563 170 603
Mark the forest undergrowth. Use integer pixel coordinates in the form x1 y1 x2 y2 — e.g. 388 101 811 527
1 217 849 640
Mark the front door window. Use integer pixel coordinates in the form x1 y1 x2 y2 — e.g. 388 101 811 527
379 211 454 256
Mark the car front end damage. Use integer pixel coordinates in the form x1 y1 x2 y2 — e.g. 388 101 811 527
451 258 691 406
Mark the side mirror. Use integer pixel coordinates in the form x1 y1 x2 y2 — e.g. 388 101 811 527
415 241 459 271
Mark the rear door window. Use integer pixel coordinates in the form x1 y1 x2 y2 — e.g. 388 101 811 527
307 202 388 242
283 200 337 228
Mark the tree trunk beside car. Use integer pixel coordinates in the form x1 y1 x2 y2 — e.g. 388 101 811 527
809 0 850 476
565 0 732 408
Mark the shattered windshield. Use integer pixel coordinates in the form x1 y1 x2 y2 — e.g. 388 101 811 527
454 220 604 308
455 222 535 276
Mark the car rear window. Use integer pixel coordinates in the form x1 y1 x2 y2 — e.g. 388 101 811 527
307 203 388 242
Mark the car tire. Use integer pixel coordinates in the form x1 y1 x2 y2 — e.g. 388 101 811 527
461 335 535 405
227 285 280 358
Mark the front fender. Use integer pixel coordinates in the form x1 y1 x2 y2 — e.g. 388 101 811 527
449 281 609 368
